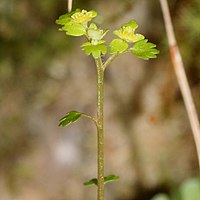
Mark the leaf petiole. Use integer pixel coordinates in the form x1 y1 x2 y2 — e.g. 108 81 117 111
103 53 118 71
81 113 98 127
59 111 97 127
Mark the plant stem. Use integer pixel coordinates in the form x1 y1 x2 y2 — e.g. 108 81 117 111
95 57 105 200
103 54 118 70
68 0 72 12
159 0 200 168
81 112 98 127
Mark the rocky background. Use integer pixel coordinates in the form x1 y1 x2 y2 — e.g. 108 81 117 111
0 0 200 199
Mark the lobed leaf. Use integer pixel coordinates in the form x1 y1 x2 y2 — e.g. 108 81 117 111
113 20 144 43
81 42 107 58
109 38 128 54
62 22 86 36
124 20 138 29
131 39 159 60
59 111 82 127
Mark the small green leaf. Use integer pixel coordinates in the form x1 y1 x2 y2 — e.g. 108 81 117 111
84 178 98 186
131 39 159 60
87 23 109 41
59 111 82 127
109 38 128 54
104 175 120 184
81 42 107 58
84 175 119 186
62 22 85 36
124 20 138 29
56 14 71 25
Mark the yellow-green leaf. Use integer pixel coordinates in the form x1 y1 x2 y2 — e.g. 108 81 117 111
87 23 109 41
62 22 85 36
71 10 97 24
81 42 107 58
113 20 144 43
131 39 159 60
56 9 79 25
109 38 128 54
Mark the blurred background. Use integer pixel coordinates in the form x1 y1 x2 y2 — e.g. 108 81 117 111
0 0 200 199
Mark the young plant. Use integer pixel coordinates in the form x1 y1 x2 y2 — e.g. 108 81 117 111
56 9 159 200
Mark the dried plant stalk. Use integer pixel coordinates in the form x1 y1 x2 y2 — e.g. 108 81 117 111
68 0 72 12
159 0 200 168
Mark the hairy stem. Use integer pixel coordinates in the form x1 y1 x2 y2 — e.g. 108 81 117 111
95 57 105 200
103 53 118 71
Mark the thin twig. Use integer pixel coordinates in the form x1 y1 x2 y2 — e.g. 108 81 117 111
159 0 200 168
68 0 72 12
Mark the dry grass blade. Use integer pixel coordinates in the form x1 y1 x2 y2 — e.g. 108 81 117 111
68 0 73 12
159 0 200 168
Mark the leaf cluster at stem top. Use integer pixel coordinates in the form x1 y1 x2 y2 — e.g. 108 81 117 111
56 9 159 60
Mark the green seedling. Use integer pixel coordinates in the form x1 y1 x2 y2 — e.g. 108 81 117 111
56 9 159 200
